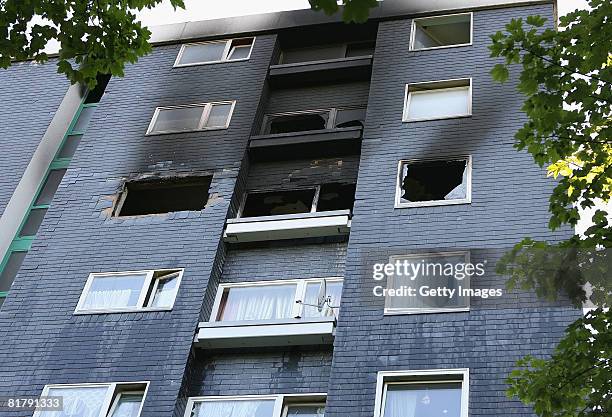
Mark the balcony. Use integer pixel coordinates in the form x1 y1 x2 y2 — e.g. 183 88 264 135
224 210 351 243
269 56 373 87
196 278 342 349
196 317 336 348
224 182 355 243
269 41 375 87
249 107 364 160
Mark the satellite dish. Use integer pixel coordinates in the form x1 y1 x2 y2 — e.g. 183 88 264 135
316 279 327 312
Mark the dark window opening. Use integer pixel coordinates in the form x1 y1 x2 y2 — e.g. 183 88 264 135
317 183 356 212
400 159 468 203
280 45 347 64
241 189 316 217
84 73 111 104
334 108 366 129
0 251 27 292
345 41 375 57
116 176 212 216
268 114 328 134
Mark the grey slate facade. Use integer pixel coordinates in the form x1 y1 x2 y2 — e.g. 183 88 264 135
0 1 581 417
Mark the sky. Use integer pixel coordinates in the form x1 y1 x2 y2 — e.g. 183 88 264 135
137 0 590 27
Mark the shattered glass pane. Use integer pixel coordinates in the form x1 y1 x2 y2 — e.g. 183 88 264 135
400 159 468 203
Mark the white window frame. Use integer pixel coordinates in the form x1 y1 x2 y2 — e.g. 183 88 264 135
173 37 255 67
145 101 236 135
209 277 343 322
34 381 149 417
395 155 472 208
107 390 147 417
374 369 469 417
409 12 473 51
74 269 184 314
402 78 472 122
184 394 326 417
384 251 471 315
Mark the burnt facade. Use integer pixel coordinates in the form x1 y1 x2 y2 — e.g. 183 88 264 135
0 1 579 417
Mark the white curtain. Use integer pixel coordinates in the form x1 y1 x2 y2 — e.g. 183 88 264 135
81 274 147 310
83 289 132 310
39 386 109 417
383 389 417 417
193 400 272 417
220 285 295 321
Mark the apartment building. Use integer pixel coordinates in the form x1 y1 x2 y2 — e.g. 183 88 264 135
0 1 580 416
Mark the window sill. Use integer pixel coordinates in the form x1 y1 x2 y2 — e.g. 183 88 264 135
384 307 470 315
394 199 471 209
195 317 336 349
224 210 351 243
145 126 229 136
74 306 173 315
173 57 250 68
402 114 472 123
409 43 472 52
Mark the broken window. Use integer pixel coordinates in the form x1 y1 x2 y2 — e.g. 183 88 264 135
345 41 375 57
410 13 472 50
334 108 366 129
404 79 471 121
240 183 357 218
268 113 328 134
75 269 183 313
241 189 316 217
317 183 356 212
115 176 211 216
147 101 235 134
396 158 470 207
263 108 365 135
175 37 255 66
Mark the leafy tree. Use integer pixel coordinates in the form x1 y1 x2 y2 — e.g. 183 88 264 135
0 0 186 87
507 308 611 417
308 0 379 23
0 0 378 88
489 0 611 415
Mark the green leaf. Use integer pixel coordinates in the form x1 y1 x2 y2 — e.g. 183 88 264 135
491 63 510 82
